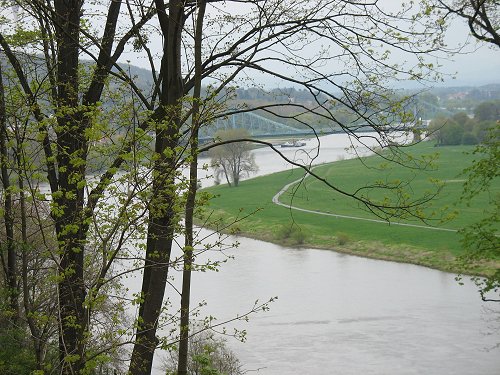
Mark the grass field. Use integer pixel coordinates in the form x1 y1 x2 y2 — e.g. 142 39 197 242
199 141 499 275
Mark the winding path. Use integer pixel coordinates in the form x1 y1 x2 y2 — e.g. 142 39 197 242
271 174 458 233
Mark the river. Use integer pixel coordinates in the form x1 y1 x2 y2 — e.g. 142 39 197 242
142 133 500 374
177 235 500 375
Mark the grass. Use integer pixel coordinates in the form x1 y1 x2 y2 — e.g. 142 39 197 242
198 141 499 276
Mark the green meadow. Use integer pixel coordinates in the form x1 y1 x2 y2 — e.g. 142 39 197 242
200 141 499 275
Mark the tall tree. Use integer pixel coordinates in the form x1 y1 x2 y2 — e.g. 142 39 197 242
0 63 18 324
128 0 186 373
0 1 156 373
177 2 206 373
0 62 60 372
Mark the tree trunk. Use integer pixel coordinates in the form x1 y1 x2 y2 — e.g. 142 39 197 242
0 63 19 323
129 1 185 374
53 1 88 373
177 2 206 373
2 1 127 373
18 167 46 371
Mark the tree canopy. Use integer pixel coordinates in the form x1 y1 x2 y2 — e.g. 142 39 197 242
427 100 499 146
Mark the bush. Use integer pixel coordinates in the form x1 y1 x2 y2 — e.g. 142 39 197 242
336 232 350 246
0 326 37 375
291 229 307 245
275 225 308 245
275 225 293 240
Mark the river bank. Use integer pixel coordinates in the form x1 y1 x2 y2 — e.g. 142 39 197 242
198 141 499 277
208 226 494 277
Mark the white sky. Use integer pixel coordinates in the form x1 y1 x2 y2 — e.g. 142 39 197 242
375 0 500 87
117 1 500 89
2 0 498 88
433 19 500 86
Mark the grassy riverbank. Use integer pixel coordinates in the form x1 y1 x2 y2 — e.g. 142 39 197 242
199 141 499 276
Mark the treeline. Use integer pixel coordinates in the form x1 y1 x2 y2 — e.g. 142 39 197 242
428 100 500 146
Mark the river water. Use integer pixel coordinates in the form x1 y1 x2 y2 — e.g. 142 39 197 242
180 236 500 375
141 133 499 374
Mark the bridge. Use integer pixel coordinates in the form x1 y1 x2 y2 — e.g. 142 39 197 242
198 111 427 142
199 112 311 140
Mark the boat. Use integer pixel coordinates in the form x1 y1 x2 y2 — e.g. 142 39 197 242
280 140 306 148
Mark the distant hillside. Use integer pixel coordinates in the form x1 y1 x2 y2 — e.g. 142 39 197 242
2 55 499 123
430 84 500 102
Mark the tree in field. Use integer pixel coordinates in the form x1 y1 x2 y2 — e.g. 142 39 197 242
428 117 464 145
474 100 500 121
0 1 452 374
427 102 497 146
452 112 472 127
210 129 258 187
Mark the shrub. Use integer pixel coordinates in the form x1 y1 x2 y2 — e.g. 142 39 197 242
291 229 307 245
275 225 293 240
0 326 37 375
336 232 350 246
275 225 308 245
163 327 243 375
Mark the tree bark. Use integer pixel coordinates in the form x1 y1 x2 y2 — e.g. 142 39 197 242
177 2 206 373
129 1 186 374
0 63 19 324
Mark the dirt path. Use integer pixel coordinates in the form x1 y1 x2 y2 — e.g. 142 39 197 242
272 175 458 233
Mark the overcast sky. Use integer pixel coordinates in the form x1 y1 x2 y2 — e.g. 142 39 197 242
376 0 500 87
432 20 500 86
118 2 500 89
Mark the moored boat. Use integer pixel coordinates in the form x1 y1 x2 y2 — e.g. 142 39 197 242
280 140 306 148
